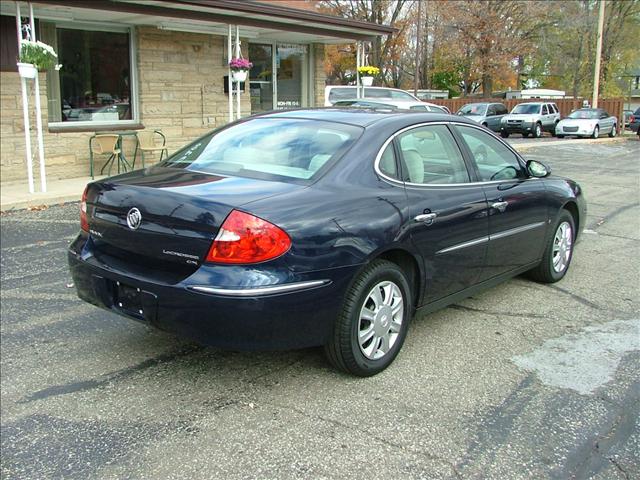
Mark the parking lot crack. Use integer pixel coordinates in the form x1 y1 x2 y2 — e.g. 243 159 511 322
449 304 547 320
265 400 462 479
19 345 203 403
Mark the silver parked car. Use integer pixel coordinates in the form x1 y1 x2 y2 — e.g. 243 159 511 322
500 102 561 138
556 108 618 139
332 99 447 113
456 102 508 132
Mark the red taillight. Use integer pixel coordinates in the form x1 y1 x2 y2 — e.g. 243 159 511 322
80 186 89 232
206 210 291 264
630 115 635 123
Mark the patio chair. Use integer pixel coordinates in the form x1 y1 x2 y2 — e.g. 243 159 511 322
133 130 169 168
89 134 131 179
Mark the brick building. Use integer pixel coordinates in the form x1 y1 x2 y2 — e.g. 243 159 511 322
0 1 391 190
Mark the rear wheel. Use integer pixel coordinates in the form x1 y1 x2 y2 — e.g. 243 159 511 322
608 124 617 137
528 210 575 283
324 260 411 376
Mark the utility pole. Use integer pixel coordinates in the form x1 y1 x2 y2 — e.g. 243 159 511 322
592 0 605 108
414 0 422 96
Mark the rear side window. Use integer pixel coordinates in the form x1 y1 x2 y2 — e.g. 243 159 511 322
396 125 470 184
378 143 398 179
542 105 549 115
164 118 362 182
455 125 524 181
328 88 356 103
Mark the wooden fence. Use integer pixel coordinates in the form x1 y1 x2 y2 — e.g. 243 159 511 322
427 97 626 132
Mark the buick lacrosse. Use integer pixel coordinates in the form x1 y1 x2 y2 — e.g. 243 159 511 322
69 109 586 376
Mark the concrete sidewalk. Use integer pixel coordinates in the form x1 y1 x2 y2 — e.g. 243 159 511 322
0 175 105 212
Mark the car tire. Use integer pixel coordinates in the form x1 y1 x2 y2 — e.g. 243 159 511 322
592 126 599 139
557 135 564 139
608 124 617 137
500 131 509 138
533 123 542 138
528 210 575 283
551 122 559 137
324 259 412 377
482 123 488 129
522 133 530 138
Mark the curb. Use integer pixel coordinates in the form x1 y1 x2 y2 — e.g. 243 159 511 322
0 193 81 212
512 136 630 151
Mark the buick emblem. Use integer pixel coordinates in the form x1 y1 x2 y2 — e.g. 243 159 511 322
126 207 142 230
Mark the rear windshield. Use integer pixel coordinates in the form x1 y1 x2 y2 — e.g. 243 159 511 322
162 118 362 182
568 109 601 119
511 104 542 114
458 104 487 116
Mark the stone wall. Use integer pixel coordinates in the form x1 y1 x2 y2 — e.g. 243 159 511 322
0 27 326 186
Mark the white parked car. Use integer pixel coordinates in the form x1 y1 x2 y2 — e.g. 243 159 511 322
555 108 618 139
332 99 448 113
324 86 420 106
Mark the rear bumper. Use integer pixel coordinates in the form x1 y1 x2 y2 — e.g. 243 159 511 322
68 235 359 350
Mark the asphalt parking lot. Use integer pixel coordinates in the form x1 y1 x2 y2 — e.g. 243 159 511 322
1 138 638 480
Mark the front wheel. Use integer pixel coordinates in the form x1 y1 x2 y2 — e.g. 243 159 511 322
608 124 617 137
592 126 599 139
324 260 412 376
528 211 575 283
533 123 542 138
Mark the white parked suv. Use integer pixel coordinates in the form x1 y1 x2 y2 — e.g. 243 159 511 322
324 86 420 106
500 102 561 138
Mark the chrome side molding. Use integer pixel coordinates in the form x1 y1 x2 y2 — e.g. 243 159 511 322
190 279 331 297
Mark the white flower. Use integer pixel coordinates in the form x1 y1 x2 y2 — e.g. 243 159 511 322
54 64 62 71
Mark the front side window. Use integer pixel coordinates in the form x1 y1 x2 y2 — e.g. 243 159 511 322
396 125 469 184
163 118 362 182
47 26 134 124
455 125 524 182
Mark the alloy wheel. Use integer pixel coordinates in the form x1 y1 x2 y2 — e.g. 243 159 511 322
358 281 404 360
552 221 573 273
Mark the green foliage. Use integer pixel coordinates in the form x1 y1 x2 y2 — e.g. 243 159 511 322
430 71 461 97
20 41 58 70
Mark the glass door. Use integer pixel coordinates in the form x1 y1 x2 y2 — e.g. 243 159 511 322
248 44 273 114
276 44 308 109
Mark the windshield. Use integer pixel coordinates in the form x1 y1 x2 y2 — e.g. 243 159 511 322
458 104 487 116
511 104 541 115
568 109 600 119
162 118 362 182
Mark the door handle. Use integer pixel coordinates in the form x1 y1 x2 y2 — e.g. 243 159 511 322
414 212 437 225
491 201 509 212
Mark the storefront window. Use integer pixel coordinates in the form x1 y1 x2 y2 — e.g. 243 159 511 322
49 26 133 124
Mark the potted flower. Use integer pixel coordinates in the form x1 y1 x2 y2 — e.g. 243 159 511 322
358 66 380 86
18 40 61 79
228 57 253 82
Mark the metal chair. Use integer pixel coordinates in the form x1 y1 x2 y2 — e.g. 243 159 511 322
133 130 169 168
89 134 131 178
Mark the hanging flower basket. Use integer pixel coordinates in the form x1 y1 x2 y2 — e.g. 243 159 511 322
231 70 248 82
19 40 61 73
361 76 374 86
229 57 252 82
17 62 37 79
358 66 380 86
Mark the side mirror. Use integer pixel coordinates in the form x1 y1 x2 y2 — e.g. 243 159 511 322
527 160 551 178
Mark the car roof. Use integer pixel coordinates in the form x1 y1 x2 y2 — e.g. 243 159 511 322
334 99 435 108
257 108 469 128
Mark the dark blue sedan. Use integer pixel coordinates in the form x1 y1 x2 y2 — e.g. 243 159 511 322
68 109 586 376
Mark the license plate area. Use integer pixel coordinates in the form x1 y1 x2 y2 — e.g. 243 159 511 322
115 281 144 317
